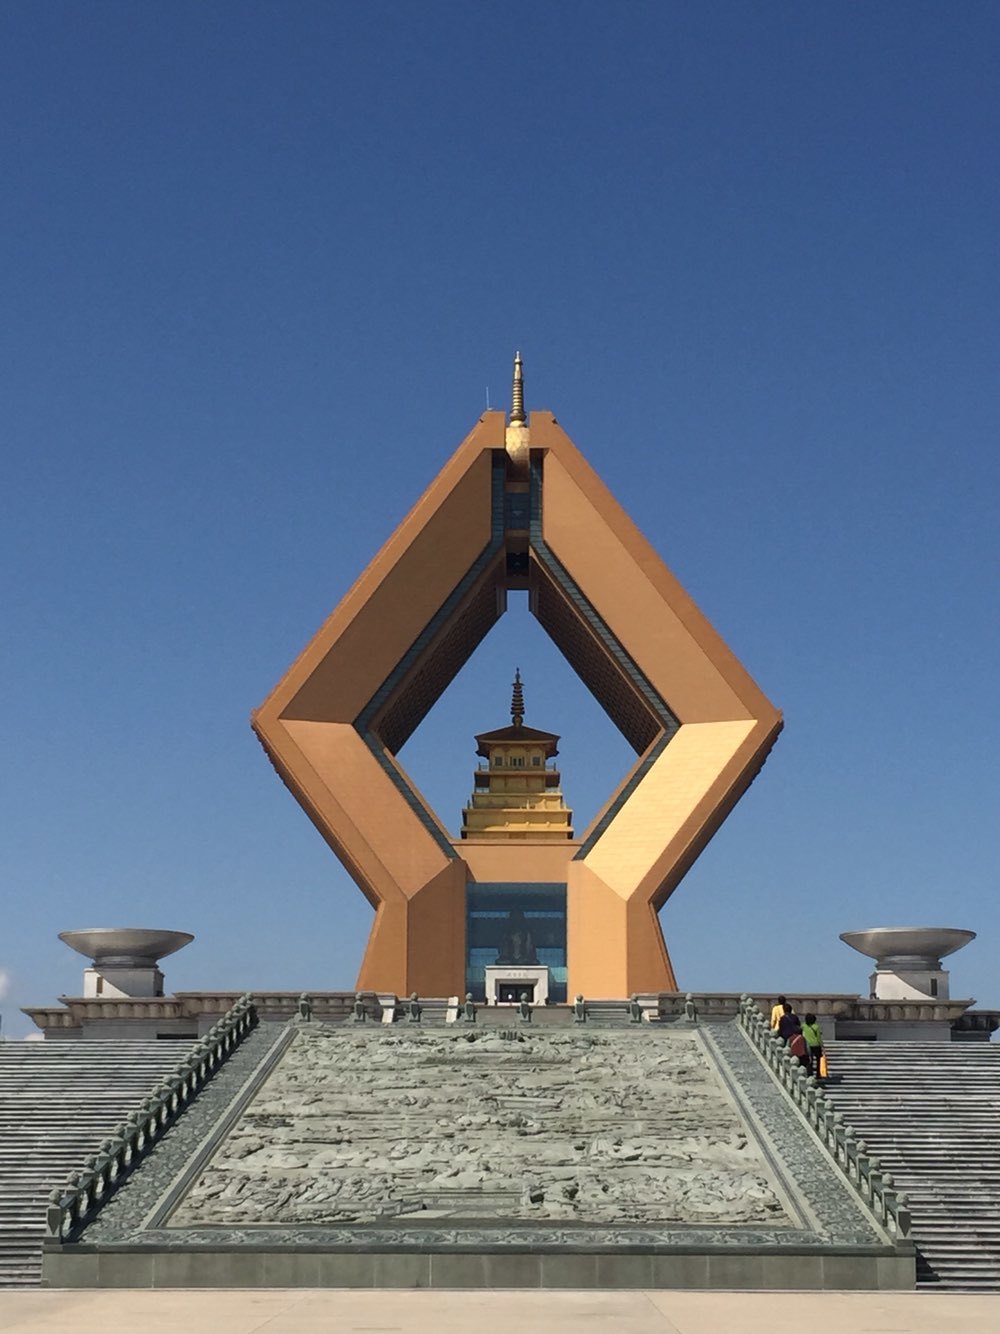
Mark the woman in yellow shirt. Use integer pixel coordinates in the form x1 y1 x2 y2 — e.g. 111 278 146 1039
769 994 787 1031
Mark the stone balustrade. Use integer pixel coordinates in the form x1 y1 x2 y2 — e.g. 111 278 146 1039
657 992 987 1025
737 995 911 1242
25 989 1000 1039
43 994 258 1243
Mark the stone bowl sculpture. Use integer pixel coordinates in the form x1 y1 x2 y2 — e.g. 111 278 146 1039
58 928 194 967
839 927 975 969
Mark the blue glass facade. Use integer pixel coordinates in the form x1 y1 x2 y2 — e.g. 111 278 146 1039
466 882 567 1002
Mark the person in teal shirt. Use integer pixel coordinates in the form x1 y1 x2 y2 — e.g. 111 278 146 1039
801 1012 824 1079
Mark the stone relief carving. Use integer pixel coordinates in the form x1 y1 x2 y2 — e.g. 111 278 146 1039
171 1027 787 1229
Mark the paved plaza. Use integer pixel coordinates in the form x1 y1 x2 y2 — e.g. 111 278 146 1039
1 1290 999 1333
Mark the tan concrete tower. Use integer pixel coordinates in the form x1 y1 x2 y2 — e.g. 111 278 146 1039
461 671 573 842
253 354 782 1000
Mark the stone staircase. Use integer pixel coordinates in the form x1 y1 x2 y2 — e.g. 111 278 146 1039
0 1040 178 1287
823 1040 1000 1290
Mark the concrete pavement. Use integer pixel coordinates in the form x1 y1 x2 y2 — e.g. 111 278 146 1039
1 1290 1000 1333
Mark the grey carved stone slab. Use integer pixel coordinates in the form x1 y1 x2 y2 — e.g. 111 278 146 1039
71 1021 886 1254
170 1026 787 1231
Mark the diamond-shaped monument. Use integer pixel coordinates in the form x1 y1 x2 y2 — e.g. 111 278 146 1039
253 356 782 1000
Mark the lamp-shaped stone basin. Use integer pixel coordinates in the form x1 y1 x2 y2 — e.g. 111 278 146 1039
59 928 194 968
840 927 975 970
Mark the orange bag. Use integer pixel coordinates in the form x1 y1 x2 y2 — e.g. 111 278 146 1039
818 1053 829 1079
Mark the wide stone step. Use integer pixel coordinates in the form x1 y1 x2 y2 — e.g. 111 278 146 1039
839 1143 1000 1149
838 1127 1000 1135
920 1282 1000 1292
832 1117 1000 1123
835 1081 1000 1085
861 1153 1000 1162
916 1243 1000 1253
834 1087 1000 1094
0 1043 185 1288
922 1270 1000 1280
850 1152 1000 1163
923 1267 1000 1276
821 1042 1000 1291
913 1229 1000 1240
906 1206 1000 1218
905 1199 1000 1209
833 1092 1000 1099
833 1072 1000 1078
830 1078 1000 1085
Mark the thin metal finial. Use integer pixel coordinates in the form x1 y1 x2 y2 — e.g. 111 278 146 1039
511 668 525 727
510 351 525 425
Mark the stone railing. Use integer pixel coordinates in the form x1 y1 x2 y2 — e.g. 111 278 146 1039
737 995 911 1242
951 1009 1000 1036
44 993 258 1242
23 990 360 1034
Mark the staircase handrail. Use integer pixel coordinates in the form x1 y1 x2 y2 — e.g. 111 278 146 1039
737 995 911 1242
43 993 258 1243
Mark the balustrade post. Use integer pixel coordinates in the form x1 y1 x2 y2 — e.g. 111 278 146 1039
842 1123 857 1173
112 1122 129 1166
45 1188 64 1241
894 1191 912 1239
794 1066 808 1106
66 1171 84 1230
781 1051 796 1091
98 1143 115 1195
144 1094 163 1138
81 1159 98 1215
822 1102 838 1147
143 1105 158 1149
854 1140 871 1199
831 1114 846 1167
803 1076 819 1126
869 1165 885 1222
880 1172 896 1229
160 1080 175 1116
123 1112 139 1158
843 1131 859 1184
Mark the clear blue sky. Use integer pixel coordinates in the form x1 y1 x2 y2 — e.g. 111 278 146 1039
2 3 998 1037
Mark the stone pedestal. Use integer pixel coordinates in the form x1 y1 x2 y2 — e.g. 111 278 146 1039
83 966 164 998
868 966 949 1001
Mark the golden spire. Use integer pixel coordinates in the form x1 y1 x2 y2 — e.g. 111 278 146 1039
511 668 525 728
510 351 525 426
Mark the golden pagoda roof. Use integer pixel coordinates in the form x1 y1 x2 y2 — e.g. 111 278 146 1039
475 723 559 746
